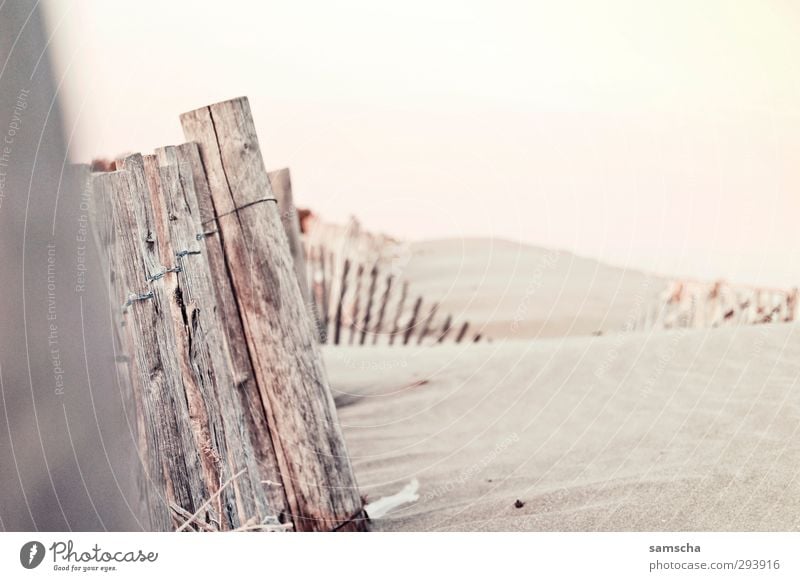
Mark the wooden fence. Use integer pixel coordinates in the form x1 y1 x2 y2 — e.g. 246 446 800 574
86 97 367 532
636 279 798 331
304 244 486 345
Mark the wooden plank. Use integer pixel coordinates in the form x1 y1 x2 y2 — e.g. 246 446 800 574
323 249 335 339
85 166 153 528
149 149 288 529
403 296 423 345
268 168 313 323
360 264 379 345
371 273 393 345
389 280 409 346
437 314 453 343
416 302 438 345
181 97 367 532
455 321 470 343
333 258 350 346
349 264 365 345
168 142 291 524
96 164 208 531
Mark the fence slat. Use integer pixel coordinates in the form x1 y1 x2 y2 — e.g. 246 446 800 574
333 258 350 346
417 302 438 345
169 143 292 526
268 168 313 323
349 264 365 345
403 296 423 345
372 274 393 344
389 280 409 346
152 148 289 528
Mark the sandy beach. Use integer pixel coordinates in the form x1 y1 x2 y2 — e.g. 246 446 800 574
327 238 800 531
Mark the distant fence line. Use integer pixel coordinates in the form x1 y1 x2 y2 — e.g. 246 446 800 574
302 234 487 345
637 280 798 331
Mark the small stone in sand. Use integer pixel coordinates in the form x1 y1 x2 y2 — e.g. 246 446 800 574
514 499 525 509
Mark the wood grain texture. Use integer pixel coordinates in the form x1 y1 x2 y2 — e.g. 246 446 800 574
84 166 152 528
437 314 453 343
145 150 287 529
268 168 313 322
181 97 367 531
168 143 291 523
95 163 208 531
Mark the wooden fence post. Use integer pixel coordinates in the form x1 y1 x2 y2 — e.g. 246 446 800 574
455 321 470 343
360 264 379 345
148 149 290 529
403 296 423 345
417 302 438 345
389 280 409 345
333 258 350 345
95 165 211 531
181 97 367 531
372 273 393 344
349 263 365 345
437 314 452 343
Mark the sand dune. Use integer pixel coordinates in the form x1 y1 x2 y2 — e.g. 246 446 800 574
400 238 665 339
328 324 800 531
326 239 800 531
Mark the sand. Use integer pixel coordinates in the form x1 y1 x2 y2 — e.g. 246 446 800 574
325 239 800 531
397 238 665 339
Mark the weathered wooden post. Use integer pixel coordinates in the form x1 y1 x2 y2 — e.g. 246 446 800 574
181 97 367 531
268 168 313 319
95 165 210 531
372 273 393 345
100 154 292 531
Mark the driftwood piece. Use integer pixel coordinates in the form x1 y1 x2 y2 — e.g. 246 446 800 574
181 97 366 531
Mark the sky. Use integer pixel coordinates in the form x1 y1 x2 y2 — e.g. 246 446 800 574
43 0 800 288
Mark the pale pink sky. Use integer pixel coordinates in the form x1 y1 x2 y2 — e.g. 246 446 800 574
44 0 800 288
